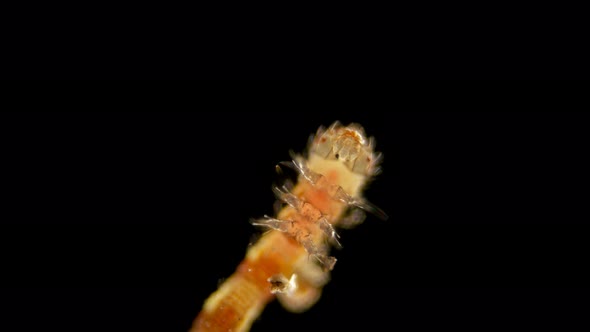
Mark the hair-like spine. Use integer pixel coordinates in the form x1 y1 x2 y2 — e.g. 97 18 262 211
190 122 385 332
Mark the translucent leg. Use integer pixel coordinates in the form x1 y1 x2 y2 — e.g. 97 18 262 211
333 187 388 220
250 215 293 233
318 217 342 248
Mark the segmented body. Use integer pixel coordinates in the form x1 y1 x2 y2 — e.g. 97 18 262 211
190 122 384 332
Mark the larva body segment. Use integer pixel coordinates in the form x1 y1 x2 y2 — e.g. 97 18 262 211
191 122 384 332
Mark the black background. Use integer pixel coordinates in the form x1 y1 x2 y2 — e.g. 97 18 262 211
1 84 588 331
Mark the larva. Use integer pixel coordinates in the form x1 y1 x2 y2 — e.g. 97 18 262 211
190 122 386 332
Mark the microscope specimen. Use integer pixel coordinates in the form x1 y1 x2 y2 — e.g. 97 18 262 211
190 122 386 332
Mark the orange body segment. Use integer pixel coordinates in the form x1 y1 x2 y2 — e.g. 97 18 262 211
191 231 307 332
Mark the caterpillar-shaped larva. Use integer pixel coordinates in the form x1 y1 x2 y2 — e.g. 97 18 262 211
191 122 386 332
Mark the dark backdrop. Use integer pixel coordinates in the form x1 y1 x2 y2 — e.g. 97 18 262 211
1 85 588 331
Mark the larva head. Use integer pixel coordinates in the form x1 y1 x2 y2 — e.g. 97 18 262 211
311 122 382 176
